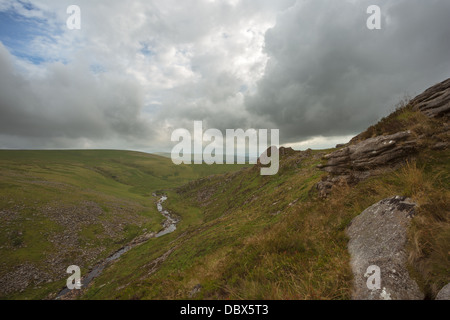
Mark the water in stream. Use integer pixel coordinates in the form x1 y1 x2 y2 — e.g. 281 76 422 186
56 194 177 299
155 196 178 237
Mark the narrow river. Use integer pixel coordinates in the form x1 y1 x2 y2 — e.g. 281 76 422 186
155 195 178 237
55 194 177 299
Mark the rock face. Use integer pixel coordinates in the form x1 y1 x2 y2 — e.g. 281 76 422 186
346 196 424 300
316 131 417 197
411 78 450 118
320 131 416 175
436 283 450 300
316 78 450 197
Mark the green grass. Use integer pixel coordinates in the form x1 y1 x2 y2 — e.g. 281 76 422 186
81 149 346 299
0 150 248 299
81 137 448 300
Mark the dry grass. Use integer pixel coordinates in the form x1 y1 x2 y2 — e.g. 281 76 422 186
352 98 434 143
214 182 358 300
78 137 448 300
393 161 450 298
163 157 447 300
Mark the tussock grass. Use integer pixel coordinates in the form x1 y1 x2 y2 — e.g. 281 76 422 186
395 161 450 298
353 98 435 143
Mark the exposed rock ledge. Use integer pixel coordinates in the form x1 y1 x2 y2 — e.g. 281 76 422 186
411 78 450 118
346 196 424 300
316 78 450 197
316 131 417 197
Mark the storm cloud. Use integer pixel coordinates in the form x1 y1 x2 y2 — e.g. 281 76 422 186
0 0 449 151
246 0 450 144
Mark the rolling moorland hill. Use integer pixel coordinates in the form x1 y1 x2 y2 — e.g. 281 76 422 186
0 78 449 300
0 150 247 299
76 78 449 300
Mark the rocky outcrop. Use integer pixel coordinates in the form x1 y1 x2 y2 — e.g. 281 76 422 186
256 146 296 165
346 196 424 300
320 131 416 175
436 283 450 300
411 78 450 118
316 131 417 197
316 78 450 197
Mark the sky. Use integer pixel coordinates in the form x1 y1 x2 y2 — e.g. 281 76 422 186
0 0 449 153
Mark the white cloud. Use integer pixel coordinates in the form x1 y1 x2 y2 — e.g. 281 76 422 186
284 135 355 151
0 0 449 152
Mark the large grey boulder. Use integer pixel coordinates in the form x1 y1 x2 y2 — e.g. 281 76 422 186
436 283 450 300
346 196 424 300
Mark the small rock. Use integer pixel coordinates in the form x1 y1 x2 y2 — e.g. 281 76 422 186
188 284 202 298
432 141 448 150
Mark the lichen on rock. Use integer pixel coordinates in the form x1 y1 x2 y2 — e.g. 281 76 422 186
346 196 424 300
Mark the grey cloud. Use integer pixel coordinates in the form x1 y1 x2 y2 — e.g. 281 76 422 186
1 0 450 151
245 0 450 143
0 43 154 147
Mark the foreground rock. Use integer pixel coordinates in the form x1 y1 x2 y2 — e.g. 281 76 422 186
316 131 417 197
436 283 450 300
346 196 424 300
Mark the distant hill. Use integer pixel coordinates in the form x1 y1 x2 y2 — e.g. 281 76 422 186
153 152 258 163
152 152 172 159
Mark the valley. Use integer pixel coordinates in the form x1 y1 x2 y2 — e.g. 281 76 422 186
0 150 247 299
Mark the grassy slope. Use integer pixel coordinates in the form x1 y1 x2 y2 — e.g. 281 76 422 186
0 150 247 299
82 105 449 300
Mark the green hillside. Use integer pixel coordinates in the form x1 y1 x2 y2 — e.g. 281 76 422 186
79 103 449 300
0 150 247 299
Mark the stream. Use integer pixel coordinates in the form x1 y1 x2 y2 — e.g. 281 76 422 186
55 194 177 299
155 196 178 237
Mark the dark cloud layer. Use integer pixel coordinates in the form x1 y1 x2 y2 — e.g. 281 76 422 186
0 0 449 150
246 0 450 143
